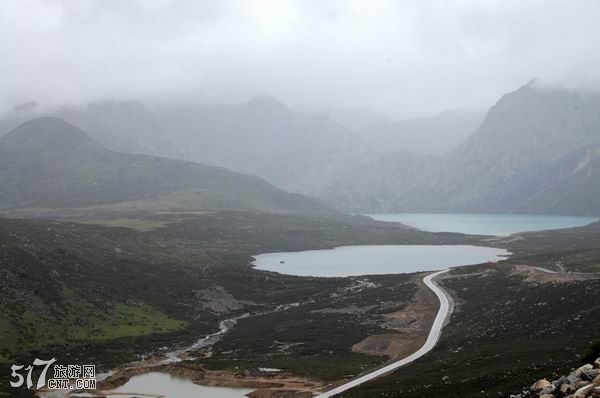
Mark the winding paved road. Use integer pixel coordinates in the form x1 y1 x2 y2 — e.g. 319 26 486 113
315 268 452 398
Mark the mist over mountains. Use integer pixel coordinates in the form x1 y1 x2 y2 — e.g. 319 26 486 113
2 80 600 216
401 81 600 215
355 110 484 156
0 117 333 215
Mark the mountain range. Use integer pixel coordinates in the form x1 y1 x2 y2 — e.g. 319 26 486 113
2 80 600 216
396 81 600 215
0 117 332 215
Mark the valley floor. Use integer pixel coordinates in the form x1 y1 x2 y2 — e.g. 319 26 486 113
0 210 470 398
2 210 600 398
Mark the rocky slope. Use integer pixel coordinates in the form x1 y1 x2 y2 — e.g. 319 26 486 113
511 358 600 398
3 82 600 215
398 81 600 215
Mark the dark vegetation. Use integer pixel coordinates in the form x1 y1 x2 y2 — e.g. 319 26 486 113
200 273 417 381
2 210 599 398
0 211 462 397
502 220 600 272
582 340 600 365
0 208 473 363
339 263 600 398
146 210 475 256
3 211 599 398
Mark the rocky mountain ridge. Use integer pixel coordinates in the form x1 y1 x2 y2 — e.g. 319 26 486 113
2 82 600 215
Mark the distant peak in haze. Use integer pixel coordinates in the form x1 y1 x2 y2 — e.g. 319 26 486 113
525 77 541 87
3 117 95 148
245 95 290 113
14 101 39 113
9 116 81 133
519 77 580 94
503 78 545 98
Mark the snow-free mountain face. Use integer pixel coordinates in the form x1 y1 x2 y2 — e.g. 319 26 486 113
449 81 600 176
3 82 600 216
151 96 376 196
0 117 334 215
398 81 600 215
309 82 600 215
0 97 386 206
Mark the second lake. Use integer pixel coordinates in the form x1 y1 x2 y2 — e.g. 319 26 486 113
252 245 510 277
366 213 597 236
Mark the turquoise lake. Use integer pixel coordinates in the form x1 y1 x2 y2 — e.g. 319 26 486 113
252 245 510 277
366 213 597 236
252 213 597 277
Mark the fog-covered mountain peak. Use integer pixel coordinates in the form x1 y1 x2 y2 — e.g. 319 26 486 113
2 116 96 151
245 95 291 115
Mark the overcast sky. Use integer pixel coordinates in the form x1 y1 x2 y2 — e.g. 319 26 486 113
2 0 600 116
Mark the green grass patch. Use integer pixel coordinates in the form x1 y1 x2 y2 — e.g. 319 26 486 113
0 287 187 360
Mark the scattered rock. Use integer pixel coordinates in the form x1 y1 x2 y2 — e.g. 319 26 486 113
569 374 581 385
540 384 557 395
512 359 600 398
532 380 552 392
575 365 594 378
574 384 594 397
582 369 600 381
554 376 569 386
561 383 577 395
576 381 592 389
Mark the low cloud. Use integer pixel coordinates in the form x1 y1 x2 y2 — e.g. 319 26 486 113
2 0 600 116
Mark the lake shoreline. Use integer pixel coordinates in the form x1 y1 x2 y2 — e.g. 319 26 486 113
95 363 324 397
366 213 598 236
252 244 510 277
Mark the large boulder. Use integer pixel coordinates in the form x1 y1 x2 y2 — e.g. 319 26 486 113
576 380 592 389
583 369 600 381
576 365 595 378
574 384 594 397
531 379 552 392
539 384 556 395
561 383 577 395
554 376 569 386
